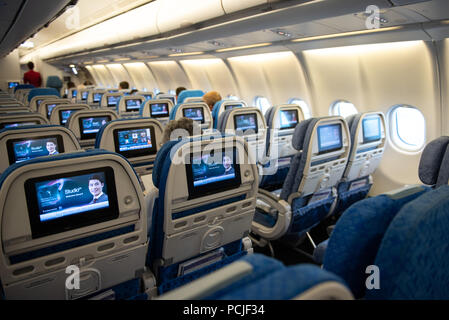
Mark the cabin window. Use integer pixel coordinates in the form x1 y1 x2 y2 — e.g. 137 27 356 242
330 100 358 118
227 95 240 101
254 96 271 115
288 98 311 119
389 105 426 152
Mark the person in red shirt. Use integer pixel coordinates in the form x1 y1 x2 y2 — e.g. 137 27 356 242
23 61 42 88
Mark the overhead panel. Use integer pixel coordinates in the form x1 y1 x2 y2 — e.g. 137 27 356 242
123 62 158 91
105 63 133 87
221 0 268 14
92 64 115 88
157 0 224 33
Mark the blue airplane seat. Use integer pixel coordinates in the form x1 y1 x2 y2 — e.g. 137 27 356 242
212 100 247 129
169 101 213 132
158 254 353 300
366 185 449 299
27 88 60 102
14 84 34 93
146 134 258 295
333 112 387 216
259 104 305 191
251 116 350 247
176 90 204 105
0 150 149 300
46 76 63 94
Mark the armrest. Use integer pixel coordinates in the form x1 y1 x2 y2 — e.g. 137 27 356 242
252 189 291 241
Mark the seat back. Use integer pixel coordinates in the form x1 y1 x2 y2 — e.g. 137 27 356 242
95 118 164 186
77 89 91 104
148 135 258 293
158 254 353 300
260 104 305 190
46 76 62 91
28 88 60 103
135 91 153 101
170 102 213 131
14 84 34 94
100 92 124 109
141 99 174 126
217 107 267 167
37 99 71 119
0 113 49 129
116 95 145 116
0 125 81 174
334 112 387 214
176 90 204 105
66 110 119 149
88 90 107 108
0 107 32 114
29 95 59 112
155 94 176 106
212 100 248 129
68 88 78 101
366 185 449 299
0 150 148 300
49 104 91 126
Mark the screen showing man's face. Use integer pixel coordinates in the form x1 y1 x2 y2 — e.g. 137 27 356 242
89 179 103 197
223 156 232 170
46 142 56 154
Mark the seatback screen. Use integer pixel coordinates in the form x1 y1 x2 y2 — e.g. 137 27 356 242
125 99 142 112
224 104 242 111
71 90 78 98
107 96 120 107
317 123 343 154
362 117 381 143
143 94 153 100
234 113 258 135
79 116 111 140
25 167 119 238
7 135 64 165
8 82 19 89
36 100 44 107
59 109 79 125
186 148 241 200
46 104 57 119
1 121 39 129
280 110 299 130
183 107 205 123
114 127 157 159
81 91 88 101
93 93 104 103
150 103 169 118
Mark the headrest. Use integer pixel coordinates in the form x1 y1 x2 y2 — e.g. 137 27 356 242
291 118 315 150
418 136 449 185
28 88 60 102
177 90 204 105
14 85 34 93
46 76 62 89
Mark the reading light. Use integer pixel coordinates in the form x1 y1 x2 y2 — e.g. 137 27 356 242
216 43 272 53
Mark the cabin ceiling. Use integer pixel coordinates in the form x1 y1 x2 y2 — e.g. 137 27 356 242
13 0 449 67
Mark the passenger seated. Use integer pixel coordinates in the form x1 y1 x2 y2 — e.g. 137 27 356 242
49 104 91 126
251 116 350 253
169 102 213 132
211 100 248 129
95 118 164 190
140 99 174 126
66 109 118 149
0 125 82 174
216 107 267 172
37 99 71 119
100 92 124 109
146 135 257 295
259 104 305 191
333 112 387 215
0 113 49 129
203 91 222 112
116 95 146 117
158 253 353 300
161 117 201 144
0 150 149 300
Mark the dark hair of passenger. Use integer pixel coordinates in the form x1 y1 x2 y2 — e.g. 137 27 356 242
67 81 76 89
83 80 93 86
27 61 34 70
162 117 200 143
176 87 187 96
119 81 130 89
